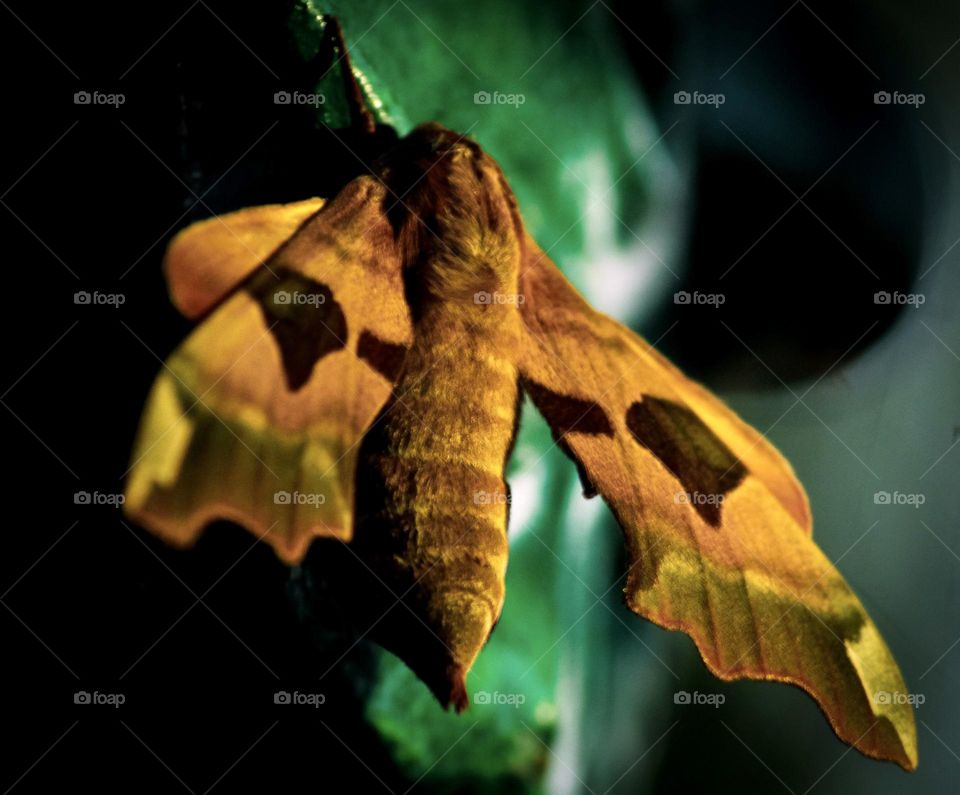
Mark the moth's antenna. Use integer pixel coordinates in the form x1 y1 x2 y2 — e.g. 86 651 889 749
323 16 377 136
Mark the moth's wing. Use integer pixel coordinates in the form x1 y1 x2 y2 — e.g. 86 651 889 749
125 178 412 564
517 237 917 770
165 197 325 319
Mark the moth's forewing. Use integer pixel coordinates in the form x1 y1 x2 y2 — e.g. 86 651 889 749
125 179 412 563
517 237 916 770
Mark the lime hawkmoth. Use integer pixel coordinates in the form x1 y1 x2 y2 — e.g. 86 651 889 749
124 16 916 770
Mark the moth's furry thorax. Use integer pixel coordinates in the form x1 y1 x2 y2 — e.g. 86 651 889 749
375 124 522 310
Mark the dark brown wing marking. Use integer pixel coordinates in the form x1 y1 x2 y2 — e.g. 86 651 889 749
357 330 409 383
522 379 614 436
248 267 347 391
625 397 747 527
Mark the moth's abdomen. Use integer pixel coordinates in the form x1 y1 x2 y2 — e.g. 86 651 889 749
354 293 521 711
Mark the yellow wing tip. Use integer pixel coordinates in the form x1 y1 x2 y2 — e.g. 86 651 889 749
629 604 918 771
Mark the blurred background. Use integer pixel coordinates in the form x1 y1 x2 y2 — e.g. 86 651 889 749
1 0 958 792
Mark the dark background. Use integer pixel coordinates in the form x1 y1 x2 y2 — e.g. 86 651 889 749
1 1 957 792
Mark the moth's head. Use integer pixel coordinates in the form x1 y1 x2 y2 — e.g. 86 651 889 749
375 123 524 304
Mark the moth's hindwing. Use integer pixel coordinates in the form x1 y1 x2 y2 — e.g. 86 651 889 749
164 197 325 319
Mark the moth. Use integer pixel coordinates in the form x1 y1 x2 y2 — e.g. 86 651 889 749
124 18 916 771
